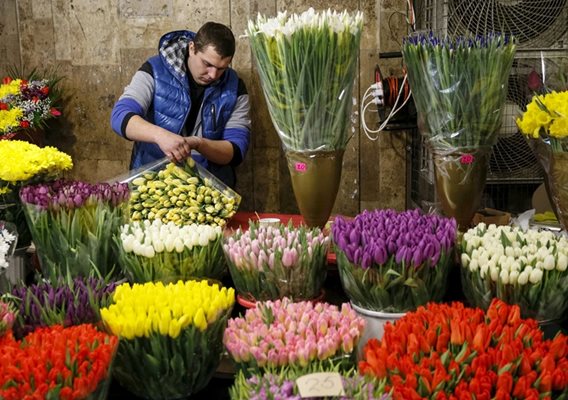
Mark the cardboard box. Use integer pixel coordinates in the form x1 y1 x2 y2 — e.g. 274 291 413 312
472 208 511 226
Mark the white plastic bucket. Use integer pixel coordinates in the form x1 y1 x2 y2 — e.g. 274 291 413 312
351 302 405 359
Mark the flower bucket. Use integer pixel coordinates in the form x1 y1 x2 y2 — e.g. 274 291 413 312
432 148 490 231
286 150 344 228
529 138 568 231
350 302 405 359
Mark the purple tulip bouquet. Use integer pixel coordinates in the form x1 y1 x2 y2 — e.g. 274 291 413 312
223 221 330 302
332 209 457 312
223 298 365 374
8 277 117 339
20 180 130 282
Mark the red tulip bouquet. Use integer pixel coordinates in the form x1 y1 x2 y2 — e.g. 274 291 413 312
359 299 568 399
332 208 457 312
20 179 130 282
0 324 118 400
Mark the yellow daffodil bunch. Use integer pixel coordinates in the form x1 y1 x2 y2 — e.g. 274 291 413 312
517 91 568 141
102 279 234 398
101 280 234 339
0 140 72 185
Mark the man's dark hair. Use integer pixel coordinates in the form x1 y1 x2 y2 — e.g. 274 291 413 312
193 22 236 58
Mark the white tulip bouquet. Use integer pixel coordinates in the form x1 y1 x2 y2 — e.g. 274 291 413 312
117 219 225 282
460 223 568 323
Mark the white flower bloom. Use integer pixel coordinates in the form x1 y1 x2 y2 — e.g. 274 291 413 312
543 254 555 271
509 270 519 285
529 268 543 284
490 265 499 282
154 238 165 253
518 271 529 285
480 263 489 278
461 253 470 268
505 246 514 257
144 245 155 258
499 269 509 285
557 253 568 272
469 258 478 271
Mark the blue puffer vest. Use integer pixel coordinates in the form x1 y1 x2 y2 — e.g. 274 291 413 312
130 31 239 185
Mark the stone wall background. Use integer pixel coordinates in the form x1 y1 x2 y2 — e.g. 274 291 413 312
0 0 411 215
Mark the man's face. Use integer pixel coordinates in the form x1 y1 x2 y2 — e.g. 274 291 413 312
187 42 232 86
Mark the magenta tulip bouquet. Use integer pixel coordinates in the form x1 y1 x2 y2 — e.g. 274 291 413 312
20 179 130 282
223 221 329 302
223 298 365 374
332 209 457 312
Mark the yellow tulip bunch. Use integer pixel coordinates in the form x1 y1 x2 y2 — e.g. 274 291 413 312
104 279 235 398
101 280 234 339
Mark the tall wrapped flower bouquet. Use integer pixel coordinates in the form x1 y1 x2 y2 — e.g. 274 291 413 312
246 8 363 227
402 33 516 229
517 90 568 231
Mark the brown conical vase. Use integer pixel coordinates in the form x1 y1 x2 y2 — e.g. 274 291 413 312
432 149 490 231
530 138 568 231
285 150 344 228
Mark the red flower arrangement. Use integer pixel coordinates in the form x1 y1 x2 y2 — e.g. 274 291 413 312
0 324 117 400
359 299 568 399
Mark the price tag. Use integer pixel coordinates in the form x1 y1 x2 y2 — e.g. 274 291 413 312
295 162 307 172
296 372 345 398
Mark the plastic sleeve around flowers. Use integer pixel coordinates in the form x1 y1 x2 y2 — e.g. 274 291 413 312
401 33 516 155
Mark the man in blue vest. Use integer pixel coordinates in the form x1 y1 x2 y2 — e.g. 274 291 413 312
111 22 251 188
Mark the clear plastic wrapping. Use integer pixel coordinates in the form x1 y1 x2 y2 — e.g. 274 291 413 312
111 157 241 227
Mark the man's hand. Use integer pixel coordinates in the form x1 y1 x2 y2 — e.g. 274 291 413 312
155 132 192 164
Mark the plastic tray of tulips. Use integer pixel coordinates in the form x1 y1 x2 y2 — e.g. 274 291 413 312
0 320 118 400
460 223 568 324
117 219 226 282
359 299 568 399
224 221 330 302
223 298 365 377
100 279 234 399
8 276 117 339
20 179 130 282
332 208 457 312
117 157 240 227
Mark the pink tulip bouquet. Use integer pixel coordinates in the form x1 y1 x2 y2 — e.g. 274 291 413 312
223 221 329 302
223 298 365 374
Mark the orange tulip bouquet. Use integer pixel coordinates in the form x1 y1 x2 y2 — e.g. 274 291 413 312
359 299 568 399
